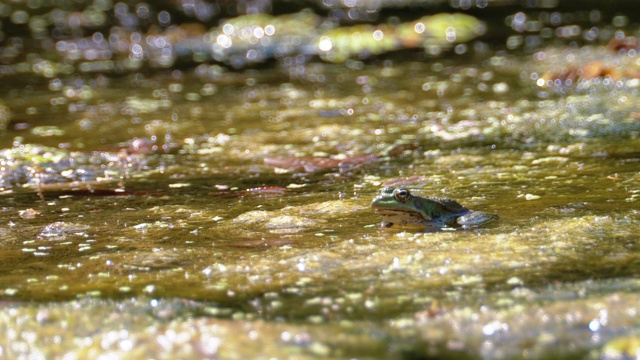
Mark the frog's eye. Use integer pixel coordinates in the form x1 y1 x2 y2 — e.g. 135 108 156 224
393 188 411 203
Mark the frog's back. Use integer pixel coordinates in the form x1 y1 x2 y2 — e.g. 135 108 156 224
423 196 470 215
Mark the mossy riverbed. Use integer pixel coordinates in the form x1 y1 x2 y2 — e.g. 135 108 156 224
1 1 640 358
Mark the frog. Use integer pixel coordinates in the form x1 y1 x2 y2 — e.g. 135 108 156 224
371 186 497 230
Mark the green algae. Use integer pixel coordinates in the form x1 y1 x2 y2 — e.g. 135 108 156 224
1 2 640 359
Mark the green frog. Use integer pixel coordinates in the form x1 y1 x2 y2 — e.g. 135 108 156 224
371 186 497 230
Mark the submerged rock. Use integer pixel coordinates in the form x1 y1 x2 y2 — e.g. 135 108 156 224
38 222 90 241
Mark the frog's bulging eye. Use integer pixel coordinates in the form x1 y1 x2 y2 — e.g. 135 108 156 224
393 188 411 203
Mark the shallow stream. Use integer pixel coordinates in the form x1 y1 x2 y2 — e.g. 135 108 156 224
1 1 640 358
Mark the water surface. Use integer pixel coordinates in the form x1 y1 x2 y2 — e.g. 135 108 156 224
2 2 640 359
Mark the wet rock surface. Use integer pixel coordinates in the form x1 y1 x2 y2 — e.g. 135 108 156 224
2 1 640 359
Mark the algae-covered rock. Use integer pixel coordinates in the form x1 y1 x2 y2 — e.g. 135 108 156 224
0 101 10 131
207 10 321 68
319 13 485 62
602 336 640 359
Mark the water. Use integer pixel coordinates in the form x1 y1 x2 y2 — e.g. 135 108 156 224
2 3 640 359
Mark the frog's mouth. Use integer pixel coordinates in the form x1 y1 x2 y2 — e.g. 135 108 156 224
373 209 431 227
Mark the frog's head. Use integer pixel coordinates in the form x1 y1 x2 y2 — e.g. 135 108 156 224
370 187 431 228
